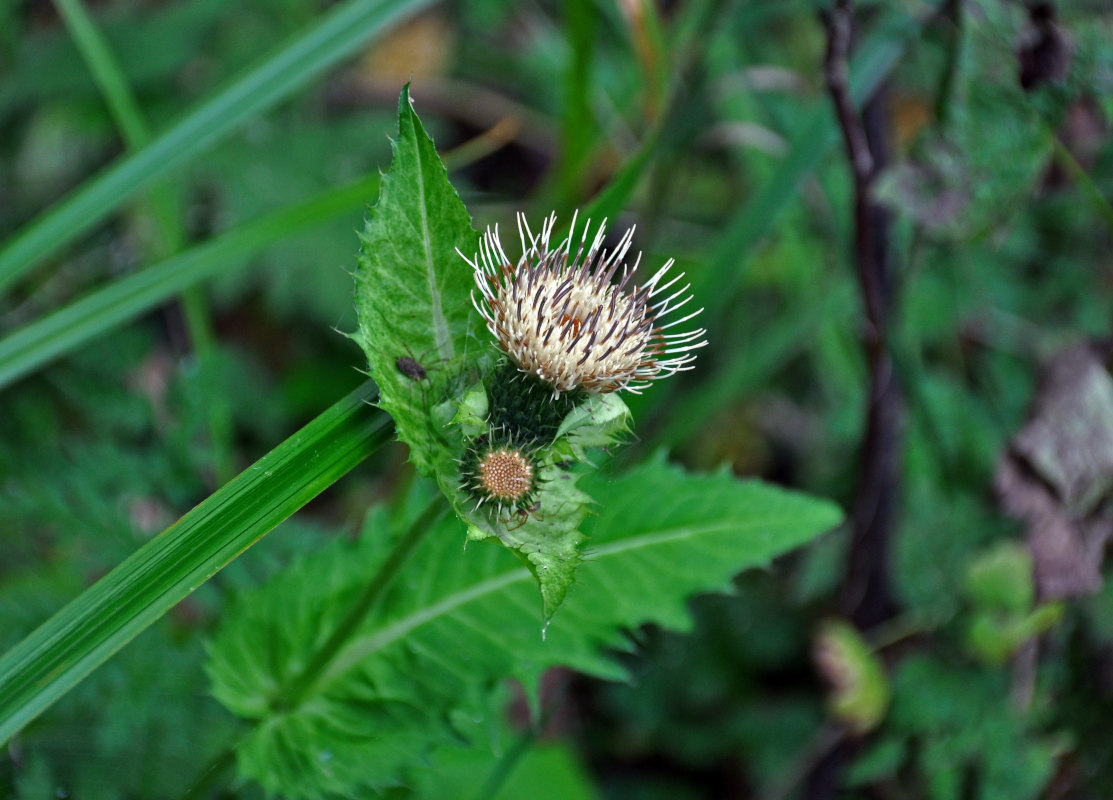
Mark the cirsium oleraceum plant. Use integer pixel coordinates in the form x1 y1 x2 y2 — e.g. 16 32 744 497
353 86 707 618
209 86 842 800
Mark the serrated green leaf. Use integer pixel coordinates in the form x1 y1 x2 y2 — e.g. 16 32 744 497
550 393 632 458
208 456 842 798
462 461 592 617
354 83 481 479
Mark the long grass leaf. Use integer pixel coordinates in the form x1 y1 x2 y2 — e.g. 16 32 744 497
0 382 392 744
0 0 226 120
52 0 238 481
51 0 148 146
0 173 380 391
0 0 431 295
51 0 186 258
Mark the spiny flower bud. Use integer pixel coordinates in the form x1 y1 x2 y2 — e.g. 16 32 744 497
460 434 540 518
462 212 707 396
477 447 533 502
814 619 891 735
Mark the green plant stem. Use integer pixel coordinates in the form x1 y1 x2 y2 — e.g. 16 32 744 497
934 0 966 126
275 496 449 712
474 718 544 800
51 0 145 144
472 684 565 800
866 612 937 651
758 723 846 800
179 739 240 800
52 0 235 483
180 288 237 484
0 381 392 745
1048 128 1113 237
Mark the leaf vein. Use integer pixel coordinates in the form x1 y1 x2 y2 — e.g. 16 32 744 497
411 128 453 361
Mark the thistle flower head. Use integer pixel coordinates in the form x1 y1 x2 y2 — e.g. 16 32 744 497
462 212 707 395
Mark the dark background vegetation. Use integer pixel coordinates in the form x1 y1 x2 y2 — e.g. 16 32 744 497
3 0 1113 797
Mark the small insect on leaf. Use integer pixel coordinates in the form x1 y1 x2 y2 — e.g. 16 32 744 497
396 356 428 382
506 500 544 531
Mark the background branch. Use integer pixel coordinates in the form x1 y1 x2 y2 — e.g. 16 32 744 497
825 0 901 632
806 9 905 798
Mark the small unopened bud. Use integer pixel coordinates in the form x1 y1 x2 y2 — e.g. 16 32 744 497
814 619 891 735
460 434 541 519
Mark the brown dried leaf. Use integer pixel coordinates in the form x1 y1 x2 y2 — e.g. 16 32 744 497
996 342 1113 599
1012 343 1113 516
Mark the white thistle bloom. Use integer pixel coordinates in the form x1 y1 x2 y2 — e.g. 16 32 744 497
461 212 707 395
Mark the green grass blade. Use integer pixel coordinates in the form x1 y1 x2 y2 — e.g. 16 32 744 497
0 381 392 745
0 0 432 295
0 173 380 391
577 123 663 226
52 0 186 258
51 0 148 147
563 0 722 226
53 0 236 481
549 0 597 210
0 0 226 120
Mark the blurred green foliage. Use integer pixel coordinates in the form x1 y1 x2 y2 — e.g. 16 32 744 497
3 0 1113 797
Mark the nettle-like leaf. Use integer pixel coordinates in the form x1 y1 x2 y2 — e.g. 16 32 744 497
207 456 842 799
353 84 480 480
353 86 631 618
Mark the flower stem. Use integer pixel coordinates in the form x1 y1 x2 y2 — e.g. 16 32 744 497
179 497 448 798
52 0 235 485
272 495 449 712
179 740 239 800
